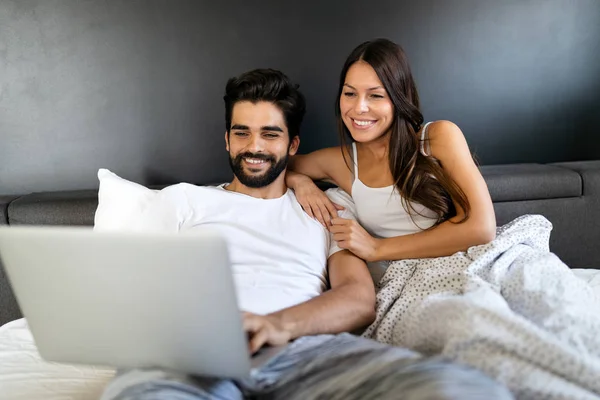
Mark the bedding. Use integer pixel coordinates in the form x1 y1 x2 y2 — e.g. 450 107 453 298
0 318 115 400
363 215 600 399
94 169 159 231
0 222 599 399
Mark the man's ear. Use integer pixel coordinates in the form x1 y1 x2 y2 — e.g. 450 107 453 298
224 131 229 152
288 135 300 156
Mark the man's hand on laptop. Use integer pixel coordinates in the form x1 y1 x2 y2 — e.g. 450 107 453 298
243 312 292 354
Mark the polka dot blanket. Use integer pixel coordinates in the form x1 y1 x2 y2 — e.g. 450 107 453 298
362 215 600 399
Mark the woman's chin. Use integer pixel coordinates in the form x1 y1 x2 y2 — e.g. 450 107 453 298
349 129 387 143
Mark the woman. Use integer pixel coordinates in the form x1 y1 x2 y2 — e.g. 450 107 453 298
285 40 600 398
287 38 496 263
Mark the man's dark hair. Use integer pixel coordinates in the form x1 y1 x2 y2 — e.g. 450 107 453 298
224 69 306 138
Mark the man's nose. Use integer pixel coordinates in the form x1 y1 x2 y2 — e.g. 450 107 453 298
246 134 265 152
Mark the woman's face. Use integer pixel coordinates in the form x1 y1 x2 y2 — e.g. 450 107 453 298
339 61 394 144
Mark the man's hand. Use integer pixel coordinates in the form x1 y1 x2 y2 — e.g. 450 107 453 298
242 312 292 354
329 217 381 262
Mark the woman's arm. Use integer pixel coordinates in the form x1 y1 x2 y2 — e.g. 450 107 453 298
286 147 351 188
373 120 496 260
286 147 354 227
287 151 332 182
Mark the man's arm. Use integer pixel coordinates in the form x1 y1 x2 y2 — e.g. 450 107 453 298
245 252 375 353
243 188 375 353
276 249 375 327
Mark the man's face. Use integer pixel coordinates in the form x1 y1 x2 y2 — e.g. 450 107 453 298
226 101 299 188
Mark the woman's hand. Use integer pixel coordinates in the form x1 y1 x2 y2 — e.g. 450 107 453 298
330 218 381 262
288 173 344 228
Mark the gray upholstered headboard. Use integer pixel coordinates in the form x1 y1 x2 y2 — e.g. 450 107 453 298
1 160 599 327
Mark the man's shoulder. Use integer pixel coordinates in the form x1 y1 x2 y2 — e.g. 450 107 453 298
285 190 329 233
324 188 357 220
324 187 353 204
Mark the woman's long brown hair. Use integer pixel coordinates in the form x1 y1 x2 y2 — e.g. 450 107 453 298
335 39 470 226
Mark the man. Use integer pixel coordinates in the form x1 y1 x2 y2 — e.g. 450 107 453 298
100 69 512 400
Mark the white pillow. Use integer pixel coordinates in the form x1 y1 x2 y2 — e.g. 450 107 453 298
93 169 158 231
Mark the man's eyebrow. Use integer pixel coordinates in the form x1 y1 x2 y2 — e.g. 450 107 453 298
230 124 249 130
262 125 284 133
344 83 384 91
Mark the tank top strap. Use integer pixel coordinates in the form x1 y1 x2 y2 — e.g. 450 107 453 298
351 142 359 179
420 121 434 157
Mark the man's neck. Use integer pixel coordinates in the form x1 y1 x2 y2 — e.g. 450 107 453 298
224 175 288 199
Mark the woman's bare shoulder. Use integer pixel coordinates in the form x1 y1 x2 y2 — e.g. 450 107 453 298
427 120 464 141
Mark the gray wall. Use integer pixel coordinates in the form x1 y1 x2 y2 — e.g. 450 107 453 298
1 0 599 195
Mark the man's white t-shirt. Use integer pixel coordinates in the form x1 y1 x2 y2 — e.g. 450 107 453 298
129 183 347 315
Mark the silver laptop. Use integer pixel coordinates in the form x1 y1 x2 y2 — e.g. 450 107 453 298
0 226 284 379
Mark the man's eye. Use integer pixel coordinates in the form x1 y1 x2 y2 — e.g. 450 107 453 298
263 133 279 138
234 132 249 137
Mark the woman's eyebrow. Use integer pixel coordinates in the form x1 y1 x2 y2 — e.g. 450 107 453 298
344 83 384 90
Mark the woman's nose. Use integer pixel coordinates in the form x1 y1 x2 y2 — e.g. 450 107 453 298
354 96 369 114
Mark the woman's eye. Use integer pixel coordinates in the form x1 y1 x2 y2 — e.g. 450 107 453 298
343 92 356 97
371 94 384 99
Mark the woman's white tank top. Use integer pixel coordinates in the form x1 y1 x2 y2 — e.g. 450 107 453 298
350 122 438 239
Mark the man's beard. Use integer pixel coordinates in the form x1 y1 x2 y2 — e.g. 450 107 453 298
228 151 289 188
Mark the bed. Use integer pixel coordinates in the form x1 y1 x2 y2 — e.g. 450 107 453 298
0 318 114 400
1 160 599 399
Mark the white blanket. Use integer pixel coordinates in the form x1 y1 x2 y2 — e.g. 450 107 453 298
0 318 115 400
363 215 600 399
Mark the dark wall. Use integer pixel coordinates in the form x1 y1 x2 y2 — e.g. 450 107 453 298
1 0 599 195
